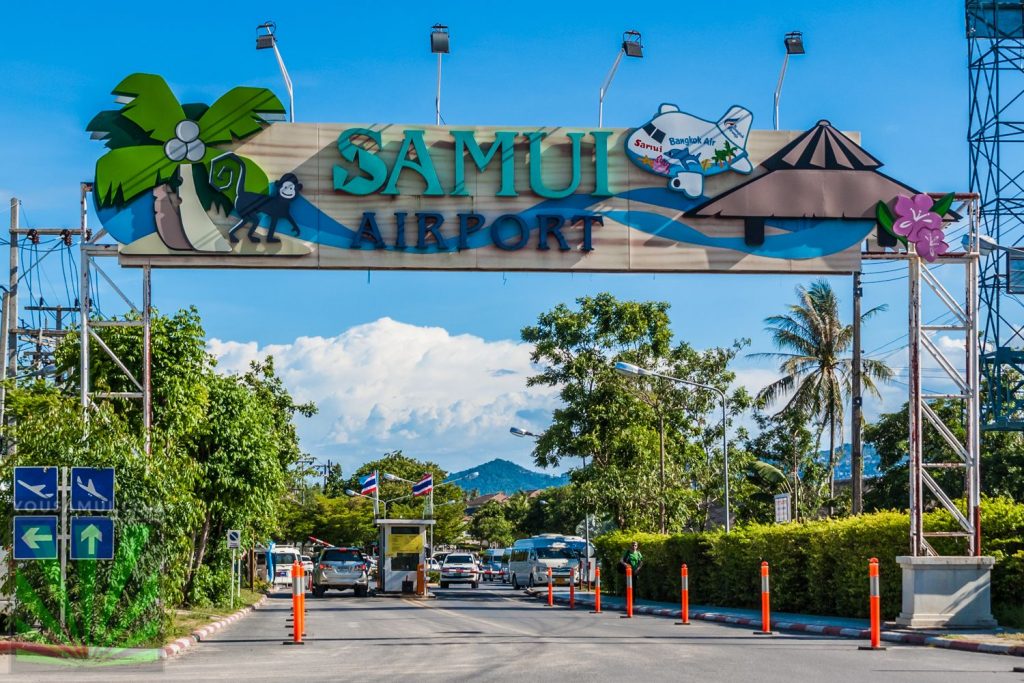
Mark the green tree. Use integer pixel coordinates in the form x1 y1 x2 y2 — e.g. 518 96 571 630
522 293 753 532
745 409 825 521
322 463 346 498
470 501 515 547
752 280 892 509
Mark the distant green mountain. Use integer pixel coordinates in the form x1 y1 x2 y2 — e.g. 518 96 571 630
448 459 569 496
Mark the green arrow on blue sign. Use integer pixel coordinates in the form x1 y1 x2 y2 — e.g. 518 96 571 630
13 516 58 560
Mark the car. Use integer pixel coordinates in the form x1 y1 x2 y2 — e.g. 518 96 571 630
312 546 370 597
426 558 442 571
262 546 303 585
440 552 479 589
480 548 505 582
301 554 314 574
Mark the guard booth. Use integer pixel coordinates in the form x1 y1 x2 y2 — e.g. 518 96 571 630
376 519 434 594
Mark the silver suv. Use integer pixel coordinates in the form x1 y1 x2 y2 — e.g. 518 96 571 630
312 547 370 597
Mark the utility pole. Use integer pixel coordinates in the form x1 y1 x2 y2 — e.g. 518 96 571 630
852 271 863 514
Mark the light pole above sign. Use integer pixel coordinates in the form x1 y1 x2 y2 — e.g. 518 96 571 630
90 73 930 275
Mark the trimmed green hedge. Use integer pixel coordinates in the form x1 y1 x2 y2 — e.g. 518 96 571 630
595 499 1024 623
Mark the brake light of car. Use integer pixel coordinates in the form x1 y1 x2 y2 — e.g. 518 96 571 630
359 564 367 572
319 564 329 570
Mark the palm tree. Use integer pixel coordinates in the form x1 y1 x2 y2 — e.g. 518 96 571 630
88 73 285 252
751 280 892 511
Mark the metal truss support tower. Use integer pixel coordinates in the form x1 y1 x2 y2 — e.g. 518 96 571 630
78 183 152 454
908 227 981 557
967 1 1024 430
864 195 982 557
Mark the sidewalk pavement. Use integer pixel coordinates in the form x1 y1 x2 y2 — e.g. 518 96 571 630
534 588 1024 658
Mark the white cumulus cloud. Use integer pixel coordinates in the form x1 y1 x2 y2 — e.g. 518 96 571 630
207 318 559 475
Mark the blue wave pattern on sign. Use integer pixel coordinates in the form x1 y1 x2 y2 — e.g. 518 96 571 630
99 186 871 260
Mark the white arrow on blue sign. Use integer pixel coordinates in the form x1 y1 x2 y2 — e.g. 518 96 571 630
70 517 115 560
13 467 59 511
13 516 58 560
70 467 115 511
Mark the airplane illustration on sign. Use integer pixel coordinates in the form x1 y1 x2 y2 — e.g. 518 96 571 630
16 479 55 499
626 104 754 198
76 475 110 503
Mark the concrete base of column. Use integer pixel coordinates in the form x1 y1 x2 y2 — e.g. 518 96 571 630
895 555 997 629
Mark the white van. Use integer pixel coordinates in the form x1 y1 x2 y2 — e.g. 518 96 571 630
510 535 597 583
254 546 303 585
507 540 577 589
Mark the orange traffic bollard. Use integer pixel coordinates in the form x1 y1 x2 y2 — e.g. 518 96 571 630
547 567 553 606
284 562 304 645
754 561 772 635
625 564 633 618
679 564 690 625
593 567 602 613
416 562 426 596
569 567 576 609
859 558 886 651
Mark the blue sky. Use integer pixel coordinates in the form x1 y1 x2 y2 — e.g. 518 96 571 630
0 1 973 474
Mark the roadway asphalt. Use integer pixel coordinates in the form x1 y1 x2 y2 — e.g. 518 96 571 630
2 582 1022 681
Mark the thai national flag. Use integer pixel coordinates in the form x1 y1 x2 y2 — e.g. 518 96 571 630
412 473 433 497
360 471 378 495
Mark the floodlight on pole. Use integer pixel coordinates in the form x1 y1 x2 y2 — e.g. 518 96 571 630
615 361 732 533
510 426 540 438
773 31 805 131
598 30 644 128
431 24 450 126
256 21 294 123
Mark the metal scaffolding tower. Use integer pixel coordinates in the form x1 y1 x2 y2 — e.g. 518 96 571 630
967 1 1024 430
2 185 152 454
865 195 982 557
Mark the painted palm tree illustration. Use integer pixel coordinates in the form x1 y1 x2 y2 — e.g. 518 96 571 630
751 280 892 508
88 73 285 252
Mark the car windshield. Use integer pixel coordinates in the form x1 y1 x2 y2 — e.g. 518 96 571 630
536 547 572 560
321 549 363 563
445 555 473 564
272 552 298 565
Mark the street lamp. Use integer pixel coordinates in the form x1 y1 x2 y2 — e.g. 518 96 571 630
773 31 805 131
510 426 540 438
614 361 731 533
598 30 644 127
431 24 450 126
256 21 294 123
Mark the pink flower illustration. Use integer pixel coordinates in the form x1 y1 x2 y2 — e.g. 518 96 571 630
652 156 670 174
893 193 942 242
915 227 949 262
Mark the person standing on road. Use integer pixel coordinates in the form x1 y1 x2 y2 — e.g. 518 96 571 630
621 541 644 598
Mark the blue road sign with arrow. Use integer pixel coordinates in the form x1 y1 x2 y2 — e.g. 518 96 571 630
13 467 59 511
70 517 114 560
70 467 115 511
13 516 58 560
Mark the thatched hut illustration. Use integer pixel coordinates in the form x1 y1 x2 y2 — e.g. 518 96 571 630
687 120 919 247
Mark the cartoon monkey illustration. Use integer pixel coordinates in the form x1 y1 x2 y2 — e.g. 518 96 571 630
209 153 303 244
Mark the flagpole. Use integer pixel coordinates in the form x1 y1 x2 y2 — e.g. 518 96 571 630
373 470 380 519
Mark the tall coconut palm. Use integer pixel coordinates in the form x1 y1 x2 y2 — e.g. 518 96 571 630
88 73 285 252
751 279 892 510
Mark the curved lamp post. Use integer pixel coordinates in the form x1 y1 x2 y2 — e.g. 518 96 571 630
614 361 731 533
598 30 644 127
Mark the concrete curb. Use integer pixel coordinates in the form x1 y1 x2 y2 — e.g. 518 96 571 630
160 594 270 659
538 593 1024 658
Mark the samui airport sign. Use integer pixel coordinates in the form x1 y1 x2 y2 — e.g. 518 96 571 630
90 73 916 273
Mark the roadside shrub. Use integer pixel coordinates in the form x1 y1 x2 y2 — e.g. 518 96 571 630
595 498 1024 622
